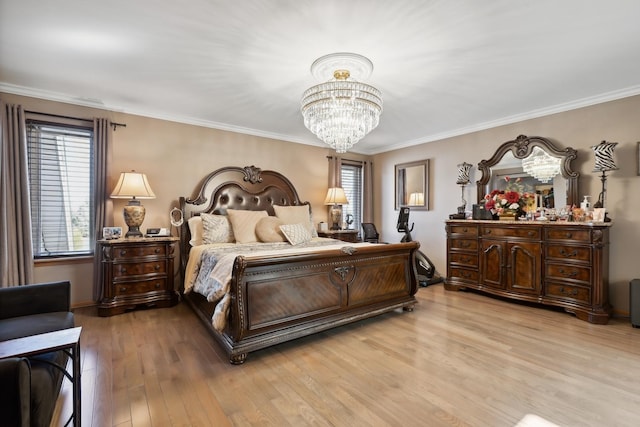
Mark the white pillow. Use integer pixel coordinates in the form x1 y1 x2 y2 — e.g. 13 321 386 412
226 209 268 243
201 213 234 244
279 223 312 245
273 205 318 238
187 216 203 246
255 216 286 242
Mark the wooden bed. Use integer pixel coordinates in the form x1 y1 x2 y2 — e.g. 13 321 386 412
178 165 419 364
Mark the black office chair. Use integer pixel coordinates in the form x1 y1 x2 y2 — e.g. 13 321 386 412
361 223 379 243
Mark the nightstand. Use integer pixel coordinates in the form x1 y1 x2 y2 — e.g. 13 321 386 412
318 229 360 243
98 237 179 316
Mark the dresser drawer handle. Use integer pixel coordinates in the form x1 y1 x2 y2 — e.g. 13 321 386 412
120 267 127 274
459 241 470 248
154 264 160 271
461 257 471 263
120 286 127 292
155 283 161 289
559 287 578 296
527 231 535 237
559 249 578 258
565 233 573 239
154 248 161 254
120 250 127 256
486 229 492 234
462 227 468 232
460 271 472 278
558 268 578 278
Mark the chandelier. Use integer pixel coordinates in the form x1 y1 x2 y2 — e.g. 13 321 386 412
521 147 561 183
301 53 383 153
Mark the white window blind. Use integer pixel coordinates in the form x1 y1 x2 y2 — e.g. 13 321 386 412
341 162 363 234
26 120 94 258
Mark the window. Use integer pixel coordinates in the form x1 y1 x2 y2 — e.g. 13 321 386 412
341 161 363 234
26 119 94 258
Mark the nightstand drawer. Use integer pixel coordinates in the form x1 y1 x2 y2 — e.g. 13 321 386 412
112 261 166 278
113 244 166 259
114 279 165 296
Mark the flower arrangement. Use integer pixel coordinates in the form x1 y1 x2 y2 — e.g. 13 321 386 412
483 177 536 217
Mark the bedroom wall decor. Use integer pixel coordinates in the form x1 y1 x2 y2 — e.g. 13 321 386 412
301 53 383 153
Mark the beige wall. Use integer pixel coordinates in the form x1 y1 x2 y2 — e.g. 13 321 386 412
374 95 640 315
3 91 640 315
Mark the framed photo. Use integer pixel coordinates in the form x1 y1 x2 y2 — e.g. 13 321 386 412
102 226 122 240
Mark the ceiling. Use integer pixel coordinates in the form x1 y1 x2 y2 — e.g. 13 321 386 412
2 1 640 155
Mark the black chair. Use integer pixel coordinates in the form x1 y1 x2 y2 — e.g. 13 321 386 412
361 223 379 243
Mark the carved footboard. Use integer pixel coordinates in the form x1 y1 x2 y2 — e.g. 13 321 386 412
184 241 419 364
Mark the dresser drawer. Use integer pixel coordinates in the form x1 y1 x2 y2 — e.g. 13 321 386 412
481 226 540 240
545 282 591 305
112 244 167 259
449 238 478 251
114 279 166 296
112 261 166 278
545 263 591 284
544 228 591 243
546 245 591 263
448 267 479 283
448 253 478 268
449 225 478 236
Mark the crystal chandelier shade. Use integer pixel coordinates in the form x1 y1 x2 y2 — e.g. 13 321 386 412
521 147 561 183
301 53 383 153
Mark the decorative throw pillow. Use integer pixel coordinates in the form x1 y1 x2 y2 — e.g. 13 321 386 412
273 205 317 238
279 223 312 245
201 213 234 244
255 216 286 242
226 209 268 243
187 216 203 246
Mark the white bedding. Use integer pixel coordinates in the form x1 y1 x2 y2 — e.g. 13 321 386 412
184 238 374 331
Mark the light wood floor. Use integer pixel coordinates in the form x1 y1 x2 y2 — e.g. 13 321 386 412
52 285 640 427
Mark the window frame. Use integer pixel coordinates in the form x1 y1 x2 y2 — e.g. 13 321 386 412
26 116 95 259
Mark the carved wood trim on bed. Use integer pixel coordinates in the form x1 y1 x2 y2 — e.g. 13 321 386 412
179 165 419 364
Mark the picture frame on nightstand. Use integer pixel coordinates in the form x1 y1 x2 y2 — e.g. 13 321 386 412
102 226 122 240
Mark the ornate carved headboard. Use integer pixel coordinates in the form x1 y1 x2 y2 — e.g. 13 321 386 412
178 165 307 272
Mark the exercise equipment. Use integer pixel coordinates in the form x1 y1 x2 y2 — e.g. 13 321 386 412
397 207 444 287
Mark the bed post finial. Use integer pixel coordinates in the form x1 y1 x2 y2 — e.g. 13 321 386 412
243 166 263 184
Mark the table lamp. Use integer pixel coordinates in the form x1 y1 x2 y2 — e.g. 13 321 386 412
324 187 348 230
110 171 156 237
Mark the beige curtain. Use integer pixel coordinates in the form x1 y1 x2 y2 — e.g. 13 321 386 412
0 100 34 287
328 155 342 188
92 118 113 300
362 160 373 223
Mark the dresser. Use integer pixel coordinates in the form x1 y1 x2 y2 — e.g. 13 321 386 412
98 237 179 316
444 220 611 324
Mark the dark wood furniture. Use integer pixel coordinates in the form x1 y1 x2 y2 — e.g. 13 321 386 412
317 229 360 242
444 220 612 324
0 327 82 427
179 165 419 364
98 237 179 316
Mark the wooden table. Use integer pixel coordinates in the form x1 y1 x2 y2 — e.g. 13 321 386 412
0 327 82 427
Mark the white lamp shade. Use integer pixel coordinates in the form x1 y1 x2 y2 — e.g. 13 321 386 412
110 171 156 199
408 192 424 205
324 187 348 205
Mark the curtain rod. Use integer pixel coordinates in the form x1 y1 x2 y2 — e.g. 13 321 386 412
326 155 367 163
25 110 127 131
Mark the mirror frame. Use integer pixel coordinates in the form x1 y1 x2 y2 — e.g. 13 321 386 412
395 159 429 210
477 135 579 207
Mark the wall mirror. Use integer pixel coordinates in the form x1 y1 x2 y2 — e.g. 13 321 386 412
477 135 579 208
395 159 429 210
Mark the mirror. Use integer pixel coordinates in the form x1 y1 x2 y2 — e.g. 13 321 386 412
395 159 429 210
477 135 579 208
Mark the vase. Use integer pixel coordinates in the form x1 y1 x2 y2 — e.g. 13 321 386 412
499 210 518 220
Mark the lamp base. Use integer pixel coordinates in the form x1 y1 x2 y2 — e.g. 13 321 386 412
329 205 342 230
123 201 146 238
